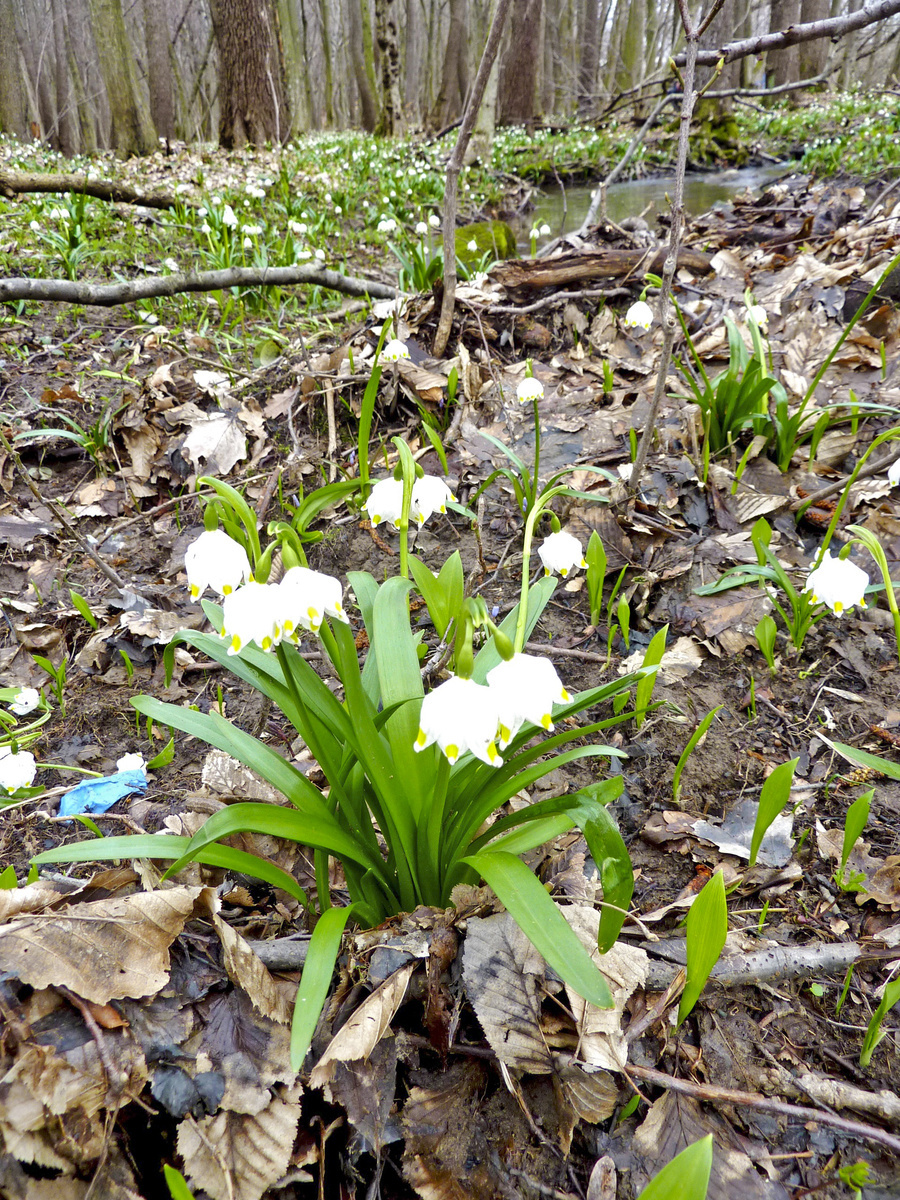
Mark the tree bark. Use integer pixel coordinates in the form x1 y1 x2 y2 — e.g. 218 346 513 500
612 0 645 96
143 0 176 140
277 0 311 134
798 0 830 76
51 0 78 154
0 0 27 140
770 0 801 85
348 0 378 129
498 0 543 123
577 0 601 115
208 0 289 147
375 0 403 134
430 0 469 128
86 0 157 155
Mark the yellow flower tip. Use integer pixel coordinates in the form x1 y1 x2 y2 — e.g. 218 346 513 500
261 636 272 650
543 567 551 576
559 567 569 577
860 599 867 608
487 743 500 764
499 723 512 744
393 518 402 529
371 514 381 526
834 602 843 614
540 714 553 730
283 619 294 634
223 584 233 595
228 636 242 654
561 688 570 702
190 585 200 599
415 729 427 749
444 743 460 763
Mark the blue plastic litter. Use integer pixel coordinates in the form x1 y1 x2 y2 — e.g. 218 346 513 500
59 769 148 817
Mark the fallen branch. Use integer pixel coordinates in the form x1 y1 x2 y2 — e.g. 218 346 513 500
489 248 713 295
641 939 893 991
0 264 397 307
0 167 184 210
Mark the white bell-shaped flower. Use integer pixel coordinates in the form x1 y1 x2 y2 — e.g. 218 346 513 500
803 551 869 617
888 457 900 486
116 753 147 775
412 475 455 524
221 582 283 654
364 477 408 528
623 300 653 331
185 529 253 600
414 675 502 767
8 688 40 716
279 566 349 638
486 654 570 748
745 303 768 327
381 338 410 363
516 377 544 404
0 746 36 793
538 530 586 578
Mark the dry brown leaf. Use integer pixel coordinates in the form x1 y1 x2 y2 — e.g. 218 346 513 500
0 880 73 922
309 962 415 1090
554 1061 619 1124
177 1086 302 1200
0 885 214 1002
212 913 292 1025
461 912 553 1075
181 412 247 474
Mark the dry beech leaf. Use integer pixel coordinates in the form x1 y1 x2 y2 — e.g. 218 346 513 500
0 885 214 1003
461 911 552 1075
0 880 74 922
181 413 247 474
323 1035 398 1153
309 961 415 1091
554 1061 619 1124
212 913 292 1025
177 1085 303 1200
562 906 648 1071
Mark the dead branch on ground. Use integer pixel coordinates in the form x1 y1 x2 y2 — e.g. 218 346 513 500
0 167 185 209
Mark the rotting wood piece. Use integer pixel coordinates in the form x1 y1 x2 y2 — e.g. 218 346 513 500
489 247 714 294
0 167 183 210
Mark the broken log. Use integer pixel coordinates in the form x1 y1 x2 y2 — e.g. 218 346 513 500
0 167 184 210
489 247 714 294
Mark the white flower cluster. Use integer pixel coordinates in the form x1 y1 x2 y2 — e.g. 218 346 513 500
414 653 569 767
364 475 455 529
184 531 348 655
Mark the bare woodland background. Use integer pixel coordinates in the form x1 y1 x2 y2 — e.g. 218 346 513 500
0 0 899 160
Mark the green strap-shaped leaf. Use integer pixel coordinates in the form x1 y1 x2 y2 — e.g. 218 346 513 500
291 905 356 1070
678 871 727 1025
462 850 613 1010
637 1135 712 1200
567 782 633 952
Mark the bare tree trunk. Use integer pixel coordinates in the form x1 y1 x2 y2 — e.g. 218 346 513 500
375 0 403 134
612 0 646 95
208 0 289 147
143 0 176 140
404 0 422 121
278 0 312 134
49 0 77 153
498 0 543 123
348 0 378 129
65 0 99 153
769 0 801 85
799 0 830 75
430 0 468 127
0 0 28 139
87 0 157 154
318 0 336 125
577 0 601 115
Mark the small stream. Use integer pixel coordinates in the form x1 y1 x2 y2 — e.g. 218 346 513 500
517 163 791 248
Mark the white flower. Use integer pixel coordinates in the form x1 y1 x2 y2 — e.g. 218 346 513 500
538 530 586 578
415 220 428 235
486 654 570 748
412 475 455 524
222 204 238 228
377 217 397 233
221 582 282 654
428 214 441 229
197 206 208 217
516 376 544 404
888 457 900 486
116 753 146 775
184 530 253 600
382 338 410 363
803 551 869 617
315 248 326 260
617 462 634 481
623 300 653 331
289 220 308 235
745 303 768 327
530 225 541 239
364 477 406 528
0 747 36 793
242 236 252 250
8 688 40 716
278 566 349 637
200 222 212 235
164 258 179 272
467 239 478 252
29 219 40 233
414 676 501 766
539 223 551 236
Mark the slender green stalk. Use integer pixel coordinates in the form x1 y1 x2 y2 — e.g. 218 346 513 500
809 428 900 560
530 394 541 511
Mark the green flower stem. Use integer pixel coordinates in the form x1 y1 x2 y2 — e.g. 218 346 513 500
514 485 568 654
420 750 451 905
846 525 900 662
530 394 541 513
811 428 900 562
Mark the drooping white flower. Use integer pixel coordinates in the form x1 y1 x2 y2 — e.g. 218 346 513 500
516 376 544 404
623 300 653 332
617 462 634 481
888 457 900 486
382 339 410 363
184 530 253 600
415 221 428 235
221 582 283 654
364 477 407 528
538 530 587 578
0 747 36 793
414 675 502 766
745 303 768 327
539 223 551 236
428 214 441 229
467 239 478 252
803 551 869 617
116 753 146 775
8 688 40 716
222 204 238 228
279 566 349 638
412 475 455 524
486 654 570 748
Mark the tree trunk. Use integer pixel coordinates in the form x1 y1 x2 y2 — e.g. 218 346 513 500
318 0 336 125
375 0 403 135
143 0 176 140
498 0 543 124
277 0 311 134
208 0 289 147
0 0 27 140
86 0 157 154
612 0 645 96
348 0 378 129
577 0 600 115
430 0 468 128
468 0 500 162
798 0 830 76
404 0 422 122
65 0 99 153
769 0 801 86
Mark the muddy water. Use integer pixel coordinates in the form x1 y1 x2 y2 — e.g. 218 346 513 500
519 163 791 248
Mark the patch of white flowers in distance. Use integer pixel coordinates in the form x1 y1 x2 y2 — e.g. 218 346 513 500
803 551 869 617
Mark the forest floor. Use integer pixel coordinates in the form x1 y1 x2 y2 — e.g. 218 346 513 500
0 141 899 1200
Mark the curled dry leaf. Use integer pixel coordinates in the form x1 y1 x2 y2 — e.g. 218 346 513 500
212 913 293 1025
